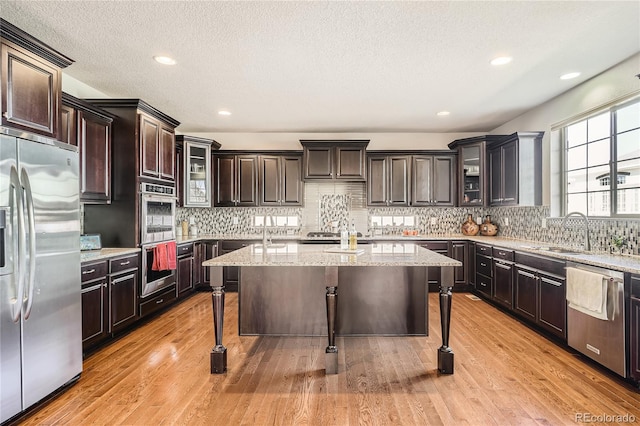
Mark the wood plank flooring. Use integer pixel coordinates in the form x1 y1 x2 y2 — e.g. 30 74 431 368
16 291 640 425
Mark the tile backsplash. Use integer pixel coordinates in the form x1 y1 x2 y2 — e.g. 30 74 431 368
177 182 639 255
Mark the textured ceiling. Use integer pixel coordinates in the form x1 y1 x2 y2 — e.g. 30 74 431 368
1 1 639 133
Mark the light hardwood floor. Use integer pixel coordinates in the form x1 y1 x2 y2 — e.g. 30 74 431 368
17 291 640 425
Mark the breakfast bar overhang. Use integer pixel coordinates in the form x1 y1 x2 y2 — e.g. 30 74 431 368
203 242 461 375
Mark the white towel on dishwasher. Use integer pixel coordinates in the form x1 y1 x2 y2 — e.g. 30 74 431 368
566 267 608 320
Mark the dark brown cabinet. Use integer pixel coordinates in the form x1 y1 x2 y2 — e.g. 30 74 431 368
492 247 514 309
214 154 258 206
488 132 543 206
419 241 449 292
140 113 175 181
219 240 254 292
176 135 220 208
411 155 456 206
259 154 304 206
513 251 566 340
449 240 468 288
1 19 73 139
301 140 368 181
61 93 113 203
176 242 194 297
475 243 493 298
81 260 109 351
629 274 640 382
199 241 218 287
109 254 139 334
367 155 410 206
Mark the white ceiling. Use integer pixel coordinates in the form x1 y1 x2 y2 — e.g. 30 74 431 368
2 1 639 134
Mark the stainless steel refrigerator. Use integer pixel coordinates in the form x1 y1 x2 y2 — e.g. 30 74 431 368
0 131 82 423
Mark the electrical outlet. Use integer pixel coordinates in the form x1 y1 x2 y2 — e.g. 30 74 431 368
430 217 437 226
504 217 509 226
541 218 547 229
232 216 238 225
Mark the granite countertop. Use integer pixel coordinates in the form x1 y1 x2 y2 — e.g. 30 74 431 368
80 247 141 263
202 242 462 267
181 233 640 274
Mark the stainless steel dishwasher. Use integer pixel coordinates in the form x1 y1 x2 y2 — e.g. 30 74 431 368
566 262 626 377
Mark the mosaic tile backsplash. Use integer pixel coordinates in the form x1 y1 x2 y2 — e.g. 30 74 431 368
177 182 639 256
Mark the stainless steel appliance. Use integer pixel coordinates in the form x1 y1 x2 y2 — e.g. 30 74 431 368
0 131 82 423
139 183 176 299
566 262 626 377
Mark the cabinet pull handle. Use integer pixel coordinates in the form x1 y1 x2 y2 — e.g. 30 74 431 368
498 251 505 255
156 299 164 304
120 260 130 266
480 262 487 267
82 269 96 275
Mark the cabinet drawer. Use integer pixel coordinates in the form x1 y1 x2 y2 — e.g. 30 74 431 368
514 251 566 277
139 286 177 318
177 243 194 257
476 243 492 255
631 275 640 298
476 274 492 295
219 240 253 253
421 241 448 252
492 247 514 261
476 254 492 277
81 260 108 283
109 254 139 274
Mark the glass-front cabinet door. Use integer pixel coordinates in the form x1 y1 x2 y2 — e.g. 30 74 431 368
460 143 485 206
184 140 211 207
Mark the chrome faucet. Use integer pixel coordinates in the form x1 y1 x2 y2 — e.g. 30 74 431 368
262 214 273 247
562 211 590 251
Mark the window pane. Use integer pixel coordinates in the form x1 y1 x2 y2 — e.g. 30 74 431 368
567 145 586 170
617 158 640 186
617 102 640 133
587 191 610 217
567 193 587 214
567 169 587 193
567 121 586 147
617 188 640 215
588 112 610 141
617 128 640 161
587 164 610 191
587 138 610 166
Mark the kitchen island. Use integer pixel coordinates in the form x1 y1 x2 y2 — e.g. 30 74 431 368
203 242 461 375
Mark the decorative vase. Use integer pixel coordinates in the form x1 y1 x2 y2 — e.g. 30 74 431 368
480 215 498 236
461 214 479 236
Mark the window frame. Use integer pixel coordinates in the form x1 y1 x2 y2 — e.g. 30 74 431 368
561 96 640 218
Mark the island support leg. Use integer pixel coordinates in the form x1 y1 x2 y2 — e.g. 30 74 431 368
438 266 454 374
325 266 339 375
210 266 227 374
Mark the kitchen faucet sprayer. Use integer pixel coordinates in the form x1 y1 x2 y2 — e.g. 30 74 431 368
562 211 590 251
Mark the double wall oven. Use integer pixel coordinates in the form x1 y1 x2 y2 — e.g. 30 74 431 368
140 182 176 299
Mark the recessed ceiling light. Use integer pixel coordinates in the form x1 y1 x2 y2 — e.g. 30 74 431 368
437 111 450 116
490 56 512 66
218 110 232 116
153 56 176 65
560 72 581 80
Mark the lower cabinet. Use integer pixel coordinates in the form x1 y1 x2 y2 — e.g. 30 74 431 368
630 274 640 382
419 241 448 292
449 240 469 289
475 243 493 298
199 241 218 288
81 253 139 352
492 247 514 309
513 251 566 340
177 242 194 297
108 254 139 334
219 240 253 292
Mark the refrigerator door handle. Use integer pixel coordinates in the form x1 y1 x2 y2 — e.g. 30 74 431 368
21 168 37 320
9 166 25 322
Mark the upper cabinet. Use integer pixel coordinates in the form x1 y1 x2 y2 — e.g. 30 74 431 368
61 93 114 203
301 140 368 181
176 135 221 208
449 135 505 207
214 154 259 207
367 154 410 206
259 154 304 206
366 152 455 207
411 154 456 206
1 19 73 138
489 132 544 206
84 99 180 186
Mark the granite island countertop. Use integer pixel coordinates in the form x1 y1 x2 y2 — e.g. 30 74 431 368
202 242 462 267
